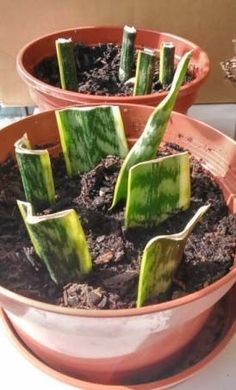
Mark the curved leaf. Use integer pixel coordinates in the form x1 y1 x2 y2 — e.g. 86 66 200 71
137 204 210 307
112 51 192 208
17 200 92 284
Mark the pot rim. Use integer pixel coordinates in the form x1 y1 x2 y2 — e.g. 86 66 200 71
16 25 210 102
0 266 235 318
0 106 235 318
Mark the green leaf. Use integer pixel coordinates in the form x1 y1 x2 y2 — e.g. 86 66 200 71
119 25 137 82
159 42 175 86
56 105 128 176
17 200 92 285
133 49 156 96
125 152 190 228
55 38 78 91
137 204 210 307
111 51 192 208
15 133 55 212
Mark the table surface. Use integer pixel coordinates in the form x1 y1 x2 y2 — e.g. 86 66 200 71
0 319 235 390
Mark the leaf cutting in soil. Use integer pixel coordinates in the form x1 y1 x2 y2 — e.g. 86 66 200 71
125 152 191 228
159 42 175 86
34 42 196 97
2 49 234 309
17 200 92 284
137 204 210 307
112 51 191 207
133 48 156 96
0 151 235 309
56 105 128 176
119 25 137 82
15 133 56 212
55 38 78 91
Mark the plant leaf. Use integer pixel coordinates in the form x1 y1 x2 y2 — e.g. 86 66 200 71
15 133 55 212
125 152 190 228
119 25 137 82
111 51 192 208
17 200 92 284
159 42 175 86
137 204 210 307
55 38 78 91
56 105 129 176
133 49 156 96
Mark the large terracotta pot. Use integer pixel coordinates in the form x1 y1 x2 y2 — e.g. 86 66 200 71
17 26 210 113
0 104 235 385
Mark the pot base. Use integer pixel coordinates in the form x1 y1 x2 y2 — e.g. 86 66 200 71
1 285 235 390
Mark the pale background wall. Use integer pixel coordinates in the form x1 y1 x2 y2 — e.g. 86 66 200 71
0 0 235 105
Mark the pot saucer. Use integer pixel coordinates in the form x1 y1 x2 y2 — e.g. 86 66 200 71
1 286 235 390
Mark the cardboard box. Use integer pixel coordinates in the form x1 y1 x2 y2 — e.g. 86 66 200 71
0 0 235 105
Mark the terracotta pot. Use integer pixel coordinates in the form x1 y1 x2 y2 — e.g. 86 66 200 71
1 286 236 390
0 104 235 385
17 26 210 113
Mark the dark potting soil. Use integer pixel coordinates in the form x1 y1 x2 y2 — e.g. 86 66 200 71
34 43 196 96
0 144 235 310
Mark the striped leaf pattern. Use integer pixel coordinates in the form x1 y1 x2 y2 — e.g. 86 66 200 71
125 152 191 228
15 134 55 212
137 204 210 307
55 38 78 91
56 105 129 176
119 25 137 82
133 49 156 96
159 42 175 86
112 51 192 208
17 201 92 285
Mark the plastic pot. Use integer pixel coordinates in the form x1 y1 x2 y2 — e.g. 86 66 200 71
17 26 210 113
0 104 235 385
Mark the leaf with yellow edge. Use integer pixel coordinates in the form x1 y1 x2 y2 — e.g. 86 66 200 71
137 204 210 307
17 200 92 285
56 105 128 176
125 152 191 228
112 51 192 208
15 133 55 212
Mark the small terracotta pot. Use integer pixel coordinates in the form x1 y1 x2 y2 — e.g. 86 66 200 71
0 104 235 385
17 26 210 113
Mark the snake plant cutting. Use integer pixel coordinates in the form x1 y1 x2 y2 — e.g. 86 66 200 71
15 49 210 307
159 42 175 86
55 38 78 91
55 105 128 176
133 49 156 95
15 133 56 212
53 25 189 100
18 201 92 284
137 204 210 307
112 50 192 207
118 25 137 82
125 152 191 229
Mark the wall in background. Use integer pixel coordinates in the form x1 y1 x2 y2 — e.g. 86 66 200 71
0 0 235 105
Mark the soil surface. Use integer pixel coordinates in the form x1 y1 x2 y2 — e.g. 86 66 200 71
0 144 235 309
34 43 196 96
